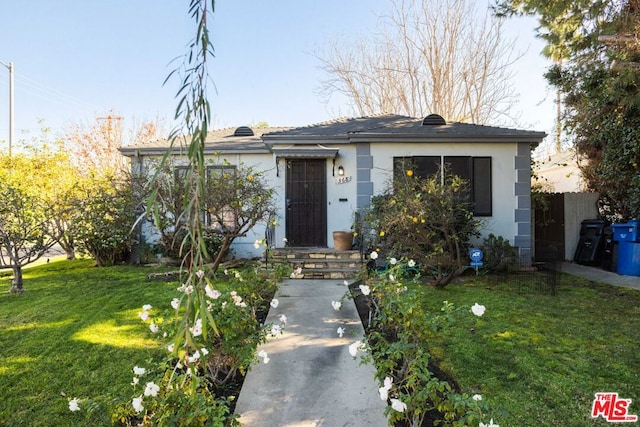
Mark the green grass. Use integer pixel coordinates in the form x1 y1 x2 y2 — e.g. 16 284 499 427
3 260 639 426
0 259 179 426
421 272 640 426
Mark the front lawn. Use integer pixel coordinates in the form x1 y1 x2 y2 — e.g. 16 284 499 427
0 259 181 426
2 259 638 426
427 273 640 426
363 269 640 426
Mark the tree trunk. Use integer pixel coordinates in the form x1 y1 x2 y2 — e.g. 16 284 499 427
211 236 233 274
9 264 24 293
58 236 76 260
64 247 76 260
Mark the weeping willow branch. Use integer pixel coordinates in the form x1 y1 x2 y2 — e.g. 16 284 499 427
150 0 219 350
164 0 215 271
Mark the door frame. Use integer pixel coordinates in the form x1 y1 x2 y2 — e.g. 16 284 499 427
284 158 328 247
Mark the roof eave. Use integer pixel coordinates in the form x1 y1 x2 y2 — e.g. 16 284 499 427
262 134 349 146
347 132 547 144
119 147 272 157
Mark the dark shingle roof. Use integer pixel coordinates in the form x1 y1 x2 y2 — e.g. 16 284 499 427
120 115 546 156
119 126 291 156
262 115 412 140
263 114 546 144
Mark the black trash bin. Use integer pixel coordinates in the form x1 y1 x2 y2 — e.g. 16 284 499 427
574 219 608 266
602 225 617 271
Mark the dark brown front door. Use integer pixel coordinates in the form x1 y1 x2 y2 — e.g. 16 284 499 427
285 159 327 246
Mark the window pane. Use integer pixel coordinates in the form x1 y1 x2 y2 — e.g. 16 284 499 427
413 156 440 179
473 157 492 216
393 157 411 180
205 165 238 231
444 156 471 204
393 156 440 180
443 156 471 181
392 155 492 217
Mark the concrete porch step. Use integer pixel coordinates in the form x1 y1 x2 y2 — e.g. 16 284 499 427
268 247 361 259
296 267 362 280
263 248 363 279
278 258 361 268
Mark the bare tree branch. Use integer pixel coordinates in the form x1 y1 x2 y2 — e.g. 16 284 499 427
317 0 522 124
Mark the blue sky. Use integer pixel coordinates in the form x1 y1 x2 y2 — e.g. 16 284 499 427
0 1 555 151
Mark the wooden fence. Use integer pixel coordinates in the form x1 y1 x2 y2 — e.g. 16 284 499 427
534 192 600 261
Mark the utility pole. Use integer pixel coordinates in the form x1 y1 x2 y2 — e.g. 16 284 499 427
554 58 562 154
97 114 124 145
96 114 124 171
0 60 14 156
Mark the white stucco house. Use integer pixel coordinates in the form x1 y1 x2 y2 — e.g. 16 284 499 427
119 114 546 260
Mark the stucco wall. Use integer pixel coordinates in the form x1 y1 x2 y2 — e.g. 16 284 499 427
134 138 532 259
367 142 523 250
326 145 359 236
534 149 585 193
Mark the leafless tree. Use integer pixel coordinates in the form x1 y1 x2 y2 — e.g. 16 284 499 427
317 0 522 124
63 112 168 176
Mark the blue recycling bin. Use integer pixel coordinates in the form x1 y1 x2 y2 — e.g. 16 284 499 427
612 220 640 242
612 220 640 276
616 242 640 276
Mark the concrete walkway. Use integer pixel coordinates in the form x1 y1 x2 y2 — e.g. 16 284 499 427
235 278 388 427
562 262 640 290
235 264 638 426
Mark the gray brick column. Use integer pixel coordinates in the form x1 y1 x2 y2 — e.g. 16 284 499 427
356 143 374 210
513 142 532 263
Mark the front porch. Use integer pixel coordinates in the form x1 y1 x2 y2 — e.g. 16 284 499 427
263 247 363 279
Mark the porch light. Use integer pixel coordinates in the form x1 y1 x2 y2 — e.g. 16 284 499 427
338 165 345 176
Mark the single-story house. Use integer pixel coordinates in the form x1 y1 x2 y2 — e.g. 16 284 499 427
119 114 546 260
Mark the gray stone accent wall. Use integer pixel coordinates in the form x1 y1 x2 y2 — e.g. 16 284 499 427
514 142 532 262
356 143 374 210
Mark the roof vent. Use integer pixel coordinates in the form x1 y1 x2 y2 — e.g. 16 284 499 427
233 126 254 137
422 114 446 126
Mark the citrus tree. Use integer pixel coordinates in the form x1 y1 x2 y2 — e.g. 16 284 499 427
366 169 481 288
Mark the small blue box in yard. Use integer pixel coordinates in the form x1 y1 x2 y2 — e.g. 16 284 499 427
612 220 640 243
616 241 640 276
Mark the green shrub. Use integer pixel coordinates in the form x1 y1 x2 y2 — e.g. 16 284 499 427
481 234 518 273
109 263 283 426
69 174 136 266
357 261 491 426
160 226 225 263
110 380 237 427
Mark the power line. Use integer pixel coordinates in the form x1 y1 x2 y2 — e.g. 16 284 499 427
0 68 100 112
